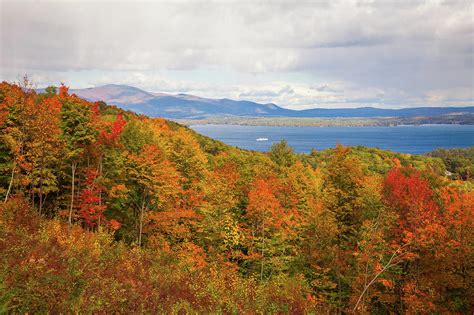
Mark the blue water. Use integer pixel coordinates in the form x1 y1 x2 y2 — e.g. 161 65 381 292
190 124 474 154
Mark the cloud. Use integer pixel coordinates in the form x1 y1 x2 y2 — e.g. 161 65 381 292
0 0 473 108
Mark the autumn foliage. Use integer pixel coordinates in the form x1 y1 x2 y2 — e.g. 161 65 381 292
0 81 473 313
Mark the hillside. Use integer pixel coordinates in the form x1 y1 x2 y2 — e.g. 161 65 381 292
1 81 473 313
70 84 474 119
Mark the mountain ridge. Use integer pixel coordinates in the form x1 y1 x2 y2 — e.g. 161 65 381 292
66 84 474 119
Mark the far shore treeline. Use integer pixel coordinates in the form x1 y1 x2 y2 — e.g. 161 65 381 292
0 80 473 313
174 114 474 127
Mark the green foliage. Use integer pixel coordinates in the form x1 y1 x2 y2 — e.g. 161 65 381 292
322 145 366 244
119 119 156 153
429 146 474 180
270 139 296 168
60 97 98 157
44 86 57 97
0 273 13 314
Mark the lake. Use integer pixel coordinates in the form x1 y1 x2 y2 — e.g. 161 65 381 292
190 124 474 154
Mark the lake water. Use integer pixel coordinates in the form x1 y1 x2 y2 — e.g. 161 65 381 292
190 124 474 154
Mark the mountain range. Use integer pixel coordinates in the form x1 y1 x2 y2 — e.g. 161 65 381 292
68 84 474 119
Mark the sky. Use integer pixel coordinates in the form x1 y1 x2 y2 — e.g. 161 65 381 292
1 0 473 109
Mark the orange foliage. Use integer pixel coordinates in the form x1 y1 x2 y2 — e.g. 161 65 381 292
246 177 285 230
58 83 69 97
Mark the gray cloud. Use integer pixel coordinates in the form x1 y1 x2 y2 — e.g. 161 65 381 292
0 0 473 108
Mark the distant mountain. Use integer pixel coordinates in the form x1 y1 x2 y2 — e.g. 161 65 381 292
69 84 474 119
70 84 293 118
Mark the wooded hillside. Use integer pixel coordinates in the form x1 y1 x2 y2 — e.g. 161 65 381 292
0 81 472 313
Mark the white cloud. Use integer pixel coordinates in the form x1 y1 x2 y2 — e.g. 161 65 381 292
0 0 473 108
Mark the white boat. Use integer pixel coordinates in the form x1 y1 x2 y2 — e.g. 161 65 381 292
256 137 269 141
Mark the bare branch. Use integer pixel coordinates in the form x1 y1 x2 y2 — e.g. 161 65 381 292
352 243 410 313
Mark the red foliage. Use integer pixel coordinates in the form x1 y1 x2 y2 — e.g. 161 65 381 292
383 167 443 245
78 168 106 228
99 114 127 147
91 102 101 115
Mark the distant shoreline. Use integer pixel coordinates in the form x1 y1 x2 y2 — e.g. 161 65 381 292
174 114 474 128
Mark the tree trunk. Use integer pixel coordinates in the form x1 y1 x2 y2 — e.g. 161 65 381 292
4 162 16 203
68 161 77 229
39 154 45 215
98 156 103 207
98 155 103 227
260 214 265 282
138 195 146 246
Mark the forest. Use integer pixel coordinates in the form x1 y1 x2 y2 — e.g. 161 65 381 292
0 80 473 313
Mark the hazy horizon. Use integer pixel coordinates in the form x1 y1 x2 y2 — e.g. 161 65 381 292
1 0 473 109
58 83 474 111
